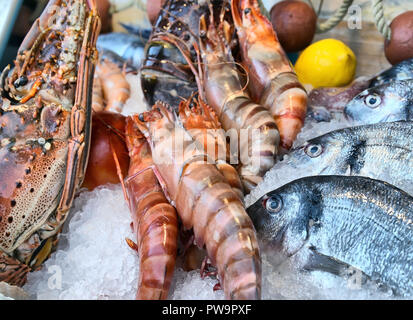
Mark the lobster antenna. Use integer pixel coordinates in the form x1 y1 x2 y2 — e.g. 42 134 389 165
154 33 204 101
110 138 129 205
92 109 126 141
192 41 205 101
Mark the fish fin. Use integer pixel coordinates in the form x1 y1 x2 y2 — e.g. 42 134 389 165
302 246 351 276
118 23 151 41
302 248 392 292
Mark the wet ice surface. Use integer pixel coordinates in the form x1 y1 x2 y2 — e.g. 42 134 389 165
22 184 224 300
20 75 402 300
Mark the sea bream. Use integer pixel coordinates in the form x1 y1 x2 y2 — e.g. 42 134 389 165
247 175 413 296
245 121 413 207
344 79 413 124
308 57 413 122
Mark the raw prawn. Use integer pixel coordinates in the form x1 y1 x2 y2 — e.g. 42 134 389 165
178 94 244 199
232 0 308 151
124 117 179 300
93 57 131 113
197 8 280 192
134 103 262 300
83 111 179 300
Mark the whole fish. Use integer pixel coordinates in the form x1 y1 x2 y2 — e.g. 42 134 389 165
308 58 413 122
97 33 147 68
344 80 413 124
247 175 413 296
245 121 413 207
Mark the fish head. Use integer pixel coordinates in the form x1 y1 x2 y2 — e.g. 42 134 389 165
344 81 413 124
247 184 310 257
285 133 346 176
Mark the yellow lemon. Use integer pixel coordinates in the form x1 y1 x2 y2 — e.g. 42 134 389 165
295 39 357 88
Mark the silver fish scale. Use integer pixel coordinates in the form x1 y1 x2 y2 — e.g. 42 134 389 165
302 177 413 296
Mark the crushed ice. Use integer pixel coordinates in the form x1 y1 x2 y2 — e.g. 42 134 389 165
22 184 394 300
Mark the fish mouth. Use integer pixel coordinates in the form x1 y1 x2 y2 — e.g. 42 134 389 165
247 198 286 247
246 199 263 227
247 199 291 263
343 105 354 121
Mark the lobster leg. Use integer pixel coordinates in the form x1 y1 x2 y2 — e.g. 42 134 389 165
57 3 101 220
9 0 63 89
18 0 62 53
0 252 30 287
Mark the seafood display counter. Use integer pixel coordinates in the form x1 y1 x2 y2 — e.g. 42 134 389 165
0 0 412 300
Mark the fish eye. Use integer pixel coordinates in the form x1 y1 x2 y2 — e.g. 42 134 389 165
364 94 382 108
265 195 283 214
304 144 323 158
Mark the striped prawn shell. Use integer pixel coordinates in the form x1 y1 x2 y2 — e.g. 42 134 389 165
232 0 308 151
260 73 308 150
178 95 244 198
124 117 178 300
198 11 279 192
135 103 262 300
221 96 280 191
